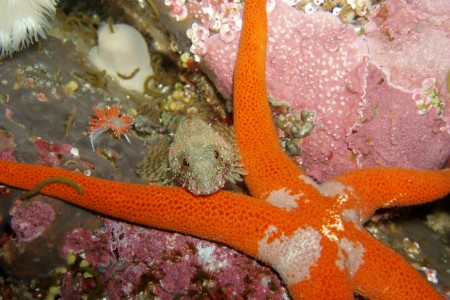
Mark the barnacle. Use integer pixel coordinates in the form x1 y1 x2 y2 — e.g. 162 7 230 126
270 96 316 156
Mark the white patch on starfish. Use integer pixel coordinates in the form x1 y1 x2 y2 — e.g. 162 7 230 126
258 225 323 285
320 211 345 241
265 188 302 211
335 238 365 277
299 175 354 198
342 209 362 225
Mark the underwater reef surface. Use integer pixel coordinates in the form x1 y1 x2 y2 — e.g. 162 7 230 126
0 1 449 298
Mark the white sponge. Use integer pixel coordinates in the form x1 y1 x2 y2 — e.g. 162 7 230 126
89 23 154 93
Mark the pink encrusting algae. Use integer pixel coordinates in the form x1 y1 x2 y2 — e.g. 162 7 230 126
10 198 56 242
60 219 287 298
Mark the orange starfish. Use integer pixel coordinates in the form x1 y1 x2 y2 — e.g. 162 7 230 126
0 1 449 299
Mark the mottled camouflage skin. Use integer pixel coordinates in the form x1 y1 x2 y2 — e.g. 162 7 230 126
137 116 245 195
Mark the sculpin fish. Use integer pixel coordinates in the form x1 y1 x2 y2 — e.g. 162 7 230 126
136 116 245 195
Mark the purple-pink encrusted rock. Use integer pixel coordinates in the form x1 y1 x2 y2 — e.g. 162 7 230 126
199 0 449 180
347 65 450 169
10 198 56 242
61 219 288 298
0 130 17 162
366 0 449 95
202 1 368 180
346 0 450 171
33 137 78 167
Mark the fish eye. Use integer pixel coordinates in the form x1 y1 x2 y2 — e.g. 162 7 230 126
182 158 190 167
214 150 220 159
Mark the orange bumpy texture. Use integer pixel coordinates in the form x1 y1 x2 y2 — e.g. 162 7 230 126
0 0 449 299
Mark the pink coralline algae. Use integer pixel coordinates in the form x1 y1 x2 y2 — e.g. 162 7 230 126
347 65 449 169
32 137 94 174
365 0 449 96
10 198 56 242
61 219 287 299
0 130 17 162
197 0 450 180
33 137 78 167
348 0 450 172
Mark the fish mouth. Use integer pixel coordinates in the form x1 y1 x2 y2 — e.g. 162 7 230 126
188 179 226 195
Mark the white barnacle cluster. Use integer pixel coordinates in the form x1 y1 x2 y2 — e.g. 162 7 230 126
0 0 58 58
185 0 243 58
186 22 210 58
164 0 188 21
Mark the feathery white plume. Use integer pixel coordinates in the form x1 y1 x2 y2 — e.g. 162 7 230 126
0 0 58 57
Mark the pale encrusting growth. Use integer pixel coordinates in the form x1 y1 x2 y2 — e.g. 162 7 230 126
265 188 301 211
0 0 57 57
258 225 323 285
336 237 365 277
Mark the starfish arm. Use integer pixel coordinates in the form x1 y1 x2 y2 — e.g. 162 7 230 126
333 167 450 219
233 0 305 199
351 229 444 300
0 160 288 258
287 238 354 300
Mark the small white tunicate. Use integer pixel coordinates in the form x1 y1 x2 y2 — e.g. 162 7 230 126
88 24 154 93
304 3 318 14
333 7 342 15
